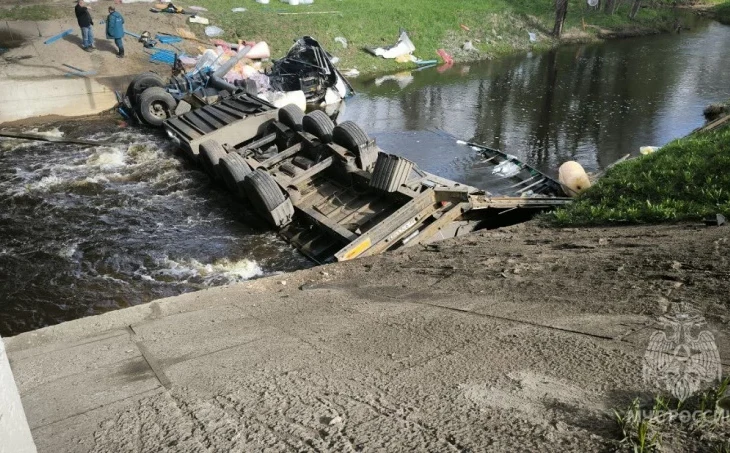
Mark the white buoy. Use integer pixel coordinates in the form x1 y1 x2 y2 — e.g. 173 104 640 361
558 161 591 197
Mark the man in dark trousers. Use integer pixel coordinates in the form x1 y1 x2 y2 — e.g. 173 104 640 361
75 0 94 51
105 6 125 58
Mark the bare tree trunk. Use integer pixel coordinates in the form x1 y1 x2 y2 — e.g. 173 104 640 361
553 0 569 37
604 0 616 14
629 0 641 19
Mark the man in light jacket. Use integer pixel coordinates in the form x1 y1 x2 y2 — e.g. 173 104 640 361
105 6 125 58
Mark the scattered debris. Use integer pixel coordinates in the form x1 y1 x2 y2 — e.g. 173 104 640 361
528 32 538 42
204 26 224 37
366 29 415 59
122 36 352 126
334 36 348 48
436 49 453 64
342 68 360 77
176 28 197 40
231 7 247 12
189 16 209 24
460 24 470 31
640 146 660 155
188 5 208 11
44 29 72 45
492 160 521 178
156 34 183 44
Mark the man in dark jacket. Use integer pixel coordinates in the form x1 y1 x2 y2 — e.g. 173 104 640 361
75 0 94 51
105 6 125 58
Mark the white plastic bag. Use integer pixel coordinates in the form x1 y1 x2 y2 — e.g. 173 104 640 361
205 26 224 37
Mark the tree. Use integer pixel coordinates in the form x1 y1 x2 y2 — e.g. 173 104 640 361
629 0 641 19
604 0 616 14
553 0 569 37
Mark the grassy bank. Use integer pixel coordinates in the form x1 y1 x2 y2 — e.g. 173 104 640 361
550 124 730 226
0 5 60 21
714 1 730 23
194 0 686 76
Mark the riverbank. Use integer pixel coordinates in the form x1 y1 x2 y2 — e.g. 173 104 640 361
5 220 729 452
551 113 730 226
198 0 699 76
0 1 722 124
714 1 730 23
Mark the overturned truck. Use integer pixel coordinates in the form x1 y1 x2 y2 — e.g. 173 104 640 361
163 93 570 263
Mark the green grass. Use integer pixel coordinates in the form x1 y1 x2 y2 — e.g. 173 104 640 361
613 378 730 452
0 5 61 21
192 0 689 76
550 125 730 226
714 1 730 24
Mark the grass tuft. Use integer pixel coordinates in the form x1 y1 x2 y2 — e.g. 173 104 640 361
614 377 730 452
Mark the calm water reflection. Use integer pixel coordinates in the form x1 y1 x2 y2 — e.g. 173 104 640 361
342 19 730 177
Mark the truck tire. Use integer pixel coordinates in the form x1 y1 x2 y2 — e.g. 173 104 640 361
137 87 177 127
218 152 251 198
126 72 165 109
333 121 376 170
278 104 304 131
369 153 414 192
302 110 334 143
200 140 227 180
243 169 294 228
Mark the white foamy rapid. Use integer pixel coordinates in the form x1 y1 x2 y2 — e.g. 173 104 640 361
150 256 264 285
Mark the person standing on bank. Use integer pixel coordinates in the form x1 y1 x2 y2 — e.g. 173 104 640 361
106 6 125 58
75 0 94 52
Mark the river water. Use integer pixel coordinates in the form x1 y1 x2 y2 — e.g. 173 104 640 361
1 18 729 336
342 17 730 182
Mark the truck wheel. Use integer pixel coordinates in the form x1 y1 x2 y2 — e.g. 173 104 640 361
302 110 334 143
278 104 304 131
333 121 376 170
200 140 227 180
369 153 414 192
126 72 165 109
137 87 177 127
219 152 251 198
243 169 294 228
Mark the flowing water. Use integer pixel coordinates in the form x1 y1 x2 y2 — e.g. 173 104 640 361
0 123 310 336
1 18 729 336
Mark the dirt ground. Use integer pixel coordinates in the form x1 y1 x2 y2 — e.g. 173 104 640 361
1 1 201 79
6 220 729 452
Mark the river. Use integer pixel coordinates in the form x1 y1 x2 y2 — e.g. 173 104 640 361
1 18 728 336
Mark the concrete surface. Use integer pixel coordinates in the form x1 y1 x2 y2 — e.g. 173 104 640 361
0 6 196 124
5 223 729 452
0 337 37 453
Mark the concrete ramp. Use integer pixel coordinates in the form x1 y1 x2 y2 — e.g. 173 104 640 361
0 78 119 123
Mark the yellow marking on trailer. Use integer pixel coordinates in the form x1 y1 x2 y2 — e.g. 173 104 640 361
341 238 372 261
